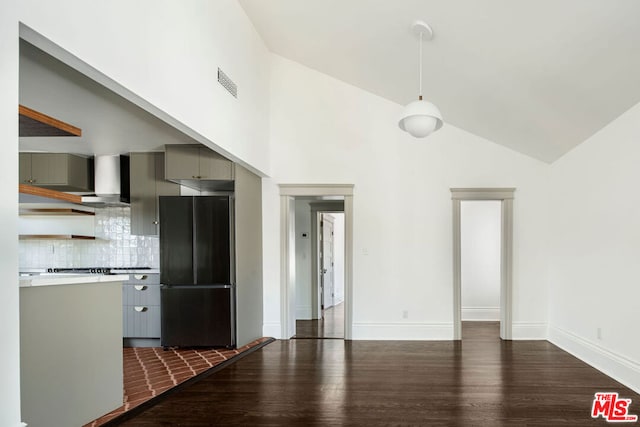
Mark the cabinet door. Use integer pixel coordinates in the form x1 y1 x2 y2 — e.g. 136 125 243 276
31 153 67 185
123 305 161 338
165 145 200 180
198 148 234 180
19 153 32 184
130 153 157 236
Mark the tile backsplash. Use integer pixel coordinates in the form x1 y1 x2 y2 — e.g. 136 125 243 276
19 207 159 269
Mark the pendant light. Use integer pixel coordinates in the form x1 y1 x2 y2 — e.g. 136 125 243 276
398 21 443 138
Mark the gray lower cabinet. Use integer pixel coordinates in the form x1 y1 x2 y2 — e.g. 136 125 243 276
130 152 179 236
19 153 93 191
123 273 161 346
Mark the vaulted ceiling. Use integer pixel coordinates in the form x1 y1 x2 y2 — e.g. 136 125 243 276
239 0 640 163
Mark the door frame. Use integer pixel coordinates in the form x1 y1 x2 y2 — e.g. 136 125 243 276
451 188 515 340
280 184 354 340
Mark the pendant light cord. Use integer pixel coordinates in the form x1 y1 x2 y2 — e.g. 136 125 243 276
418 31 423 100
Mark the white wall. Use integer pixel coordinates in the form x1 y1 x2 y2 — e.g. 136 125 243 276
461 201 501 321
264 55 551 340
294 199 312 319
0 1 22 425
548 100 640 393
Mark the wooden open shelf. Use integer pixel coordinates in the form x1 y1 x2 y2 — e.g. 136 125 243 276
19 184 83 204
19 235 96 240
19 208 95 216
19 105 82 137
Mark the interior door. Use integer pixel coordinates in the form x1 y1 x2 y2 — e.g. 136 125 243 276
321 214 335 311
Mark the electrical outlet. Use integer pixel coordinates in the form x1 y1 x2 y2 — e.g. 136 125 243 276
597 327 602 340
402 310 409 319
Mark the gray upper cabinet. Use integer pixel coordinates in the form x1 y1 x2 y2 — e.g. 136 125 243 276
19 153 93 192
130 152 180 236
164 144 234 191
198 148 234 180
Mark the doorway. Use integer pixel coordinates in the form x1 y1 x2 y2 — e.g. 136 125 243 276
460 200 502 339
451 188 515 340
279 184 354 340
293 204 345 339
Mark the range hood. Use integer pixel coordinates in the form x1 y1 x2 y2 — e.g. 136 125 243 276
80 155 130 207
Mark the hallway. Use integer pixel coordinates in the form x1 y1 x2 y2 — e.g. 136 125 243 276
294 302 344 339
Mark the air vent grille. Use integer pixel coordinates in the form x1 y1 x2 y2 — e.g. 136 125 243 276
218 68 237 98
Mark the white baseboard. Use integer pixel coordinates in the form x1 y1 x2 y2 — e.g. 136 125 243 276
352 322 453 340
461 307 499 321
549 325 640 394
262 322 281 339
512 321 547 340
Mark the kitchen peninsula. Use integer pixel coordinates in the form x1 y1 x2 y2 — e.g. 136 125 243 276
20 274 127 427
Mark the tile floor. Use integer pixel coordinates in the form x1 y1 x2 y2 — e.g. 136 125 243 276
85 337 271 426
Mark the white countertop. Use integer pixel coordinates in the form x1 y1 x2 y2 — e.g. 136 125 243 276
19 274 129 288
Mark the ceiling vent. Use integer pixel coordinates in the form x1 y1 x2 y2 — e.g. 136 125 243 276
218 68 237 98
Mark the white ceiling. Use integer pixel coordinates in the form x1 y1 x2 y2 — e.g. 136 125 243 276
239 0 640 163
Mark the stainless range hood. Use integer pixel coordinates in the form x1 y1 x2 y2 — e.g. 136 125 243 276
80 154 130 207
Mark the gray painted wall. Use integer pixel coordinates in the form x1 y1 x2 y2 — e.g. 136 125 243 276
234 164 264 346
20 282 123 427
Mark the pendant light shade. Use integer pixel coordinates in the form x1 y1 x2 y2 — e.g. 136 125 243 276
398 98 443 138
399 21 443 138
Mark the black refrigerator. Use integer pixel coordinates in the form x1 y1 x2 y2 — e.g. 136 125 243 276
159 196 235 348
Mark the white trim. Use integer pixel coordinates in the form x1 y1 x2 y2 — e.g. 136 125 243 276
461 307 500 321
451 188 516 200
262 322 281 338
501 198 514 340
280 196 296 339
279 184 354 196
344 195 353 340
279 185 354 340
549 325 640 394
451 188 515 340
352 322 453 340
512 322 547 340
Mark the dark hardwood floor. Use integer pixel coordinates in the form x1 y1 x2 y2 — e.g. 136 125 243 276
294 302 344 339
118 322 640 426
